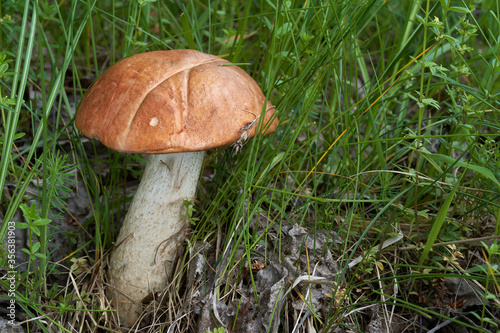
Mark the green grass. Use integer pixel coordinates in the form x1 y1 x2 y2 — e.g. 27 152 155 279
1 0 499 332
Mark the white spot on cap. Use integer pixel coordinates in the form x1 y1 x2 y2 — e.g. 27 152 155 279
150 117 159 126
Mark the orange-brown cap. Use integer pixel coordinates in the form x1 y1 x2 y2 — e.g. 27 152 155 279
75 50 278 154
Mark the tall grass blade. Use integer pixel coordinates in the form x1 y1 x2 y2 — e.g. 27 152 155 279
418 173 463 266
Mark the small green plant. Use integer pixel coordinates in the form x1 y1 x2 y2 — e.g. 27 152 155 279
15 203 51 275
472 242 500 330
0 51 15 107
183 198 200 225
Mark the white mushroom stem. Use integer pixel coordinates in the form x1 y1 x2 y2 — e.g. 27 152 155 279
108 151 204 327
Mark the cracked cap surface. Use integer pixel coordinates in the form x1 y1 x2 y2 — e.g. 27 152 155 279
75 49 278 154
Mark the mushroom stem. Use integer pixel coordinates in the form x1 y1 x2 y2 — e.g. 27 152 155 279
108 151 204 327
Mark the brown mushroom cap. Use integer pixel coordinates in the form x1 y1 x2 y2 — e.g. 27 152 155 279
75 50 278 154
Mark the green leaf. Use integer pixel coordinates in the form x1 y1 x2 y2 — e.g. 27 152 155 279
442 34 459 47
30 225 41 237
180 13 196 50
32 242 41 253
449 6 471 13
427 21 443 28
276 23 292 37
265 0 276 10
33 218 52 226
15 222 29 229
415 14 425 25
470 312 482 321
492 59 500 72
421 98 440 109
465 264 489 274
133 41 148 47
19 203 41 222
428 153 500 188
262 17 272 30
257 152 285 185
481 317 497 326
0 63 8 76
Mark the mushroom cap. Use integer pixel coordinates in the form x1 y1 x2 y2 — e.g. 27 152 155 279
75 50 278 154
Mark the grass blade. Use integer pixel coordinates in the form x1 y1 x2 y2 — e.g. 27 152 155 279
418 173 463 266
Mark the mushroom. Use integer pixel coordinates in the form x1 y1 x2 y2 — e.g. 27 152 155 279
74 49 278 326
